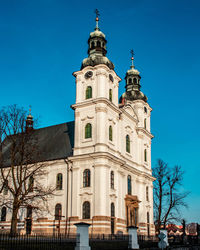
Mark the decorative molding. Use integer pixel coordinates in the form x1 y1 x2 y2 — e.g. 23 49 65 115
81 115 94 121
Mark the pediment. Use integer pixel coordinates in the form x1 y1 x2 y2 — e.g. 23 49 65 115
122 104 137 119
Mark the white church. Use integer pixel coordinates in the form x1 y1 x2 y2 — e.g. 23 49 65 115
0 15 155 236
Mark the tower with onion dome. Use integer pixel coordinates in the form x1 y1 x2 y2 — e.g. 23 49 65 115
68 11 155 236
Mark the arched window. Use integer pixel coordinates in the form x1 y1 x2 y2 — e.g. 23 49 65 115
144 149 147 162
109 125 113 141
102 42 105 47
91 41 95 49
27 206 32 218
85 123 92 139
126 135 130 153
1 207 6 221
133 78 137 84
144 106 147 113
55 204 62 220
3 180 8 195
28 176 34 192
111 203 115 217
83 169 90 187
97 41 101 47
146 186 149 201
86 86 92 99
144 118 147 129
127 175 132 195
56 173 63 190
83 201 90 219
110 171 114 189
109 89 112 102
147 212 150 236
128 78 132 84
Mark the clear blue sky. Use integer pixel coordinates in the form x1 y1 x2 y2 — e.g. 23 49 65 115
0 0 200 224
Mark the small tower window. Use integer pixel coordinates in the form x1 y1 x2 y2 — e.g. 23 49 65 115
111 203 115 217
85 123 92 139
109 89 112 102
1 207 7 221
83 201 90 219
144 118 147 129
97 41 101 47
133 78 137 84
144 107 147 113
110 171 114 189
55 204 62 220
91 41 95 49
126 135 130 153
127 175 132 195
128 78 132 84
146 186 149 201
83 169 90 187
144 149 147 162
109 125 113 141
102 42 105 47
86 86 92 99
56 173 63 190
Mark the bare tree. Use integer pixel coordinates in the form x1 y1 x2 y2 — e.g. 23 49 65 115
0 105 55 235
153 159 189 232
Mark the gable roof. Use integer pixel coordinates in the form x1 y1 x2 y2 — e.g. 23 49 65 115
1 121 74 166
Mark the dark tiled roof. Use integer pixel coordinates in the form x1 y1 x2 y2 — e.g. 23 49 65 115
1 121 74 166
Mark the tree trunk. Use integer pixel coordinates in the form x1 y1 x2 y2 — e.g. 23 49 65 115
10 199 19 236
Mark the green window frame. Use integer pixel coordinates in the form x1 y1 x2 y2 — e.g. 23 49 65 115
83 201 90 219
56 173 63 190
109 89 112 102
85 123 92 139
86 86 92 99
109 125 113 141
126 135 130 153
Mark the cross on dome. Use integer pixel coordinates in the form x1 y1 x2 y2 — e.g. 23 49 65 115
130 49 135 68
95 9 100 30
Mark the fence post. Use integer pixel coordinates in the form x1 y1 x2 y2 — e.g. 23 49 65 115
160 229 169 246
74 222 91 250
128 226 139 249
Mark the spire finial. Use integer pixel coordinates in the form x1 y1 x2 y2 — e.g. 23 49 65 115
94 9 100 30
130 49 135 68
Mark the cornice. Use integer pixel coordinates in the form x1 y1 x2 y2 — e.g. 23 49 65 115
136 127 154 139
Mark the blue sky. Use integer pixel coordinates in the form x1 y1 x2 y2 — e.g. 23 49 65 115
0 0 200 223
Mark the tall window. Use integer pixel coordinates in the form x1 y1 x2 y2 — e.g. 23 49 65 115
109 89 112 102
27 206 32 218
146 186 149 201
83 169 90 187
126 135 130 153
86 86 92 99
83 201 90 219
127 175 132 195
28 176 34 192
144 118 147 129
56 173 63 190
55 204 62 220
110 171 114 189
109 126 113 141
144 149 147 162
133 78 137 84
3 180 8 195
85 123 92 139
128 78 132 84
147 212 150 236
97 41 101 47
111 203 115 217
1 207 7 221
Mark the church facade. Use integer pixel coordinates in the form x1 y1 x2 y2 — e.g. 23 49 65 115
0 17 155 236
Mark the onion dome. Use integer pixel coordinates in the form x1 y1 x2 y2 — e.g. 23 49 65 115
120 50 147 103
26 106 34 133
81 10 114 70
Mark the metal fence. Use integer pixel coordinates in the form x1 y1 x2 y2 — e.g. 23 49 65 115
0 233 77 250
